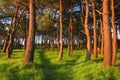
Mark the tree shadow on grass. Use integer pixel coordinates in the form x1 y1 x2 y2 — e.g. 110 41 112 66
65 54 82 65
2 63 20 80
35 50 73 80
115 51 120 69
92 58 103 63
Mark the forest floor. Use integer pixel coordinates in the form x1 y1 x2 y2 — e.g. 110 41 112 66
0 48 120 80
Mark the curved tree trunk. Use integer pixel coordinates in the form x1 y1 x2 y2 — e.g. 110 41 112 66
103 0 112 66
85 0 91 61
6 34 14 58
111 0 117 65
58 0 63 61
24 0 36 63
92 0 97 59
6 4 19 58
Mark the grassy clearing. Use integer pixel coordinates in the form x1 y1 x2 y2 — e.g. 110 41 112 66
0 48 120 80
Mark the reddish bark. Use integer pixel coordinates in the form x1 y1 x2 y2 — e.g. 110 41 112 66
58 0 63 61
100 18 104 54
92 0 98 59
84 0 91 61
103 0 112 66
24 0 36 63
111 0 117 64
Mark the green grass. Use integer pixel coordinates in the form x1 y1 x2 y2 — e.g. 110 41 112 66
0 48 120 80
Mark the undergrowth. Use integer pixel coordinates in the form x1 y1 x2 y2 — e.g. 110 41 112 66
0 48 120 80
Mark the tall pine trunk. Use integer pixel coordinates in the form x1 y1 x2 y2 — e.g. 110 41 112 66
58 0 63 61
111 0 117 64
92 0 97 59
100 18 104 54
85 0 91 61
24 0 36 63
103 0 112 66
67 8 73 55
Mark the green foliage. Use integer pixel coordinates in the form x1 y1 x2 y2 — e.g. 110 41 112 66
0 49 120 80
37 11 54 31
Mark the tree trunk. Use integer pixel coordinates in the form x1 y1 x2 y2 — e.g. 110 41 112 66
111 0 117 65
58 0 63 61
6 4 19 58
41 32 44 49
6 34 14 58
24 38 27 50
103 0 112 66
24 0 36 63
44 31 48 49
67 9 73 55
2 27 11 53
70 8 73 55
17 37 21 49
84 0 91 61
92 0 97 59
77 32 81 50
2 39 8 53
50 33 54 51
67 39 71 55
100 17 104 54
57 26 59 51
24 27 28 50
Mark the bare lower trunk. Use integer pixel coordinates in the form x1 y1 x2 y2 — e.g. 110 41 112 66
85 0 91 61
50 33 54 50
92 0 97 59
44 31 48 49
67 7 73 55
58 0 63 61
57 26 59 51
24 24 28 50
67 24 72 55
6 34 14 58
97 35 101 54
111 0 117 64
100 17 104 54
67 42 71 55
24 38 27 50
17 38 21 48
6 4 19 58
24 0 36 63
103 0 112 66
